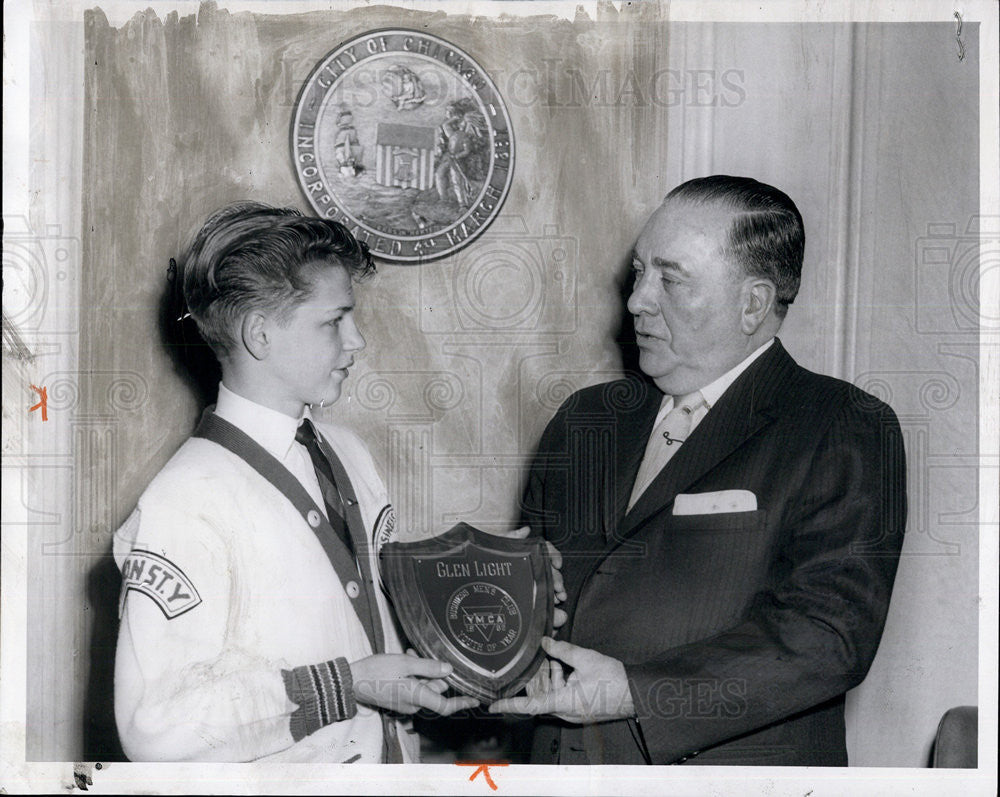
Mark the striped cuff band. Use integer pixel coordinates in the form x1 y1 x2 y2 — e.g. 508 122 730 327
282 657 357 741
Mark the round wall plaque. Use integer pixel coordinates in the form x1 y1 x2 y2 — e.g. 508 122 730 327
291 29 515 263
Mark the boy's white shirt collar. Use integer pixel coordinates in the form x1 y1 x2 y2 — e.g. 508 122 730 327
214 382 313 462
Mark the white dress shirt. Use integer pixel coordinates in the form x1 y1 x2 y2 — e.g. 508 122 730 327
647 338 775 440
215 382 328 518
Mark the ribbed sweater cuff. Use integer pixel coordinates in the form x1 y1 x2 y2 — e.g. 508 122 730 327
282 657 357 741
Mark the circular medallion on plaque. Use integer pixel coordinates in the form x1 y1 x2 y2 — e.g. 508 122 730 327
291 29 515 263
446 582 522 656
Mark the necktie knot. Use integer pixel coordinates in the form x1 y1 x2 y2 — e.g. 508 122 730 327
672 391 705 416
295 419 318 448
661 391 704 445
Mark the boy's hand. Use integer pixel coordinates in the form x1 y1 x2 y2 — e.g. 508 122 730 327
350 654 479 715
488 526 568 628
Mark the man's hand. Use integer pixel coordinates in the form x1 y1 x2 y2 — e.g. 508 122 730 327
523 650 566 699
351 654 479 715
490 526 568 628
488 637 635 723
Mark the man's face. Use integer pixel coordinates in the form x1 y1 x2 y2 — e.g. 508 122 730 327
263 264 366 415
628 199 752 396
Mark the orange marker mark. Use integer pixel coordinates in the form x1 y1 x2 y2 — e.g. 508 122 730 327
455 760 508 791
29 384 48 421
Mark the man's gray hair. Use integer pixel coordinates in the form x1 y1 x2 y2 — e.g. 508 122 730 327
666 175 804 317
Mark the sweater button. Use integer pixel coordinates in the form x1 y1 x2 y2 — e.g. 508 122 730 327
346 581 361 598
307 510 321 528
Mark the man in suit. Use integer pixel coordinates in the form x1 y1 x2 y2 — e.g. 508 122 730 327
490 176 907 766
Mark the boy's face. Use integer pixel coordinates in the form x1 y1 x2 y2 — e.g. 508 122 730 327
262 264 365 416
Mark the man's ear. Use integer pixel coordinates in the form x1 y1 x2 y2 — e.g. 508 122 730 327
741 278 777 334
241 311 269 361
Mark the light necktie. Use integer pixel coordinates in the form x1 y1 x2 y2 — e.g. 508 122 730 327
295 420 354 556
627 391 705 511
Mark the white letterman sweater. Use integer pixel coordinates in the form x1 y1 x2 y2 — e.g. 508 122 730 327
113 395 414 762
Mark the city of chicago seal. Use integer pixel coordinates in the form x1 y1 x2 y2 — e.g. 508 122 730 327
291 30 515 263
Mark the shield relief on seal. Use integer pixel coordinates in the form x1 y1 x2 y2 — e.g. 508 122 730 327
379 523 553 702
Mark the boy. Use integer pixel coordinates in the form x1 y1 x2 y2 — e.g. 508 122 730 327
113 202 478 762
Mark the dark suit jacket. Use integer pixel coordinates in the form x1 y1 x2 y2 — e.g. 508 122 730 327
522 339 906 766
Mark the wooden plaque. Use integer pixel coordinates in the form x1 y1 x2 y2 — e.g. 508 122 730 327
379 523 553 702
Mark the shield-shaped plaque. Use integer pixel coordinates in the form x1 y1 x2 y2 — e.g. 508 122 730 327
379 523 553 702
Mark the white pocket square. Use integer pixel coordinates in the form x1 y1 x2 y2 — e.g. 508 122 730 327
673 489 758 515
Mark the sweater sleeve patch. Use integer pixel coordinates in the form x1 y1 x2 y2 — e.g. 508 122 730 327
119 549 203 620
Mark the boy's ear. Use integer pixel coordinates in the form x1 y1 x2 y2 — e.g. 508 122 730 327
241 311 269 361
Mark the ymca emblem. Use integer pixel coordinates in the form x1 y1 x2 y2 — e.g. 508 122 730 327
447 583 522 654
463 607 506 637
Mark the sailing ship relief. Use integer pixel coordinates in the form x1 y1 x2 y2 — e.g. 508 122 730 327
291 30 514 263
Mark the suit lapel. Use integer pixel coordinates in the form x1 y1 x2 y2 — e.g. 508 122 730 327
618 340 799 540
604 380 662 541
